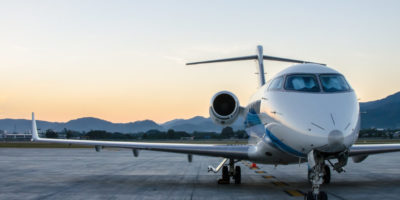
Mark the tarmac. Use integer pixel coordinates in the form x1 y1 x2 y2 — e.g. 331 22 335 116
0 148 400 200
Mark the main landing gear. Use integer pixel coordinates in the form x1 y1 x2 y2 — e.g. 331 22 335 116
305 150 328 200
218 159 241 184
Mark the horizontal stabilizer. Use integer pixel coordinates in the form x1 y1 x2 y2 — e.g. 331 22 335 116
186 45 325 87
186 55 257 65
186 54 325 66
263 55 325 66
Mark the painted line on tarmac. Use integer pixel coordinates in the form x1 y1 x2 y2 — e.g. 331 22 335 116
272 181 289 187
245 163 348 199
250 167 260 169
244 163 306 198
262 175 275 179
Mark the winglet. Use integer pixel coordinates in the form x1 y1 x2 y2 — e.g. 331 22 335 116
31 112 40 141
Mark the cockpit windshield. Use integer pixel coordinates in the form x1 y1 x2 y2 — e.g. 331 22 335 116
319 74 350 92
285 74 320 92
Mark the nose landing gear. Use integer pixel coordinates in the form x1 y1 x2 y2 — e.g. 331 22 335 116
305 150 328 200
305 191 328 200
323 165 331 184
308 164 331 184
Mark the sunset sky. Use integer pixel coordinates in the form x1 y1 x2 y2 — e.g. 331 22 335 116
0 0 399 123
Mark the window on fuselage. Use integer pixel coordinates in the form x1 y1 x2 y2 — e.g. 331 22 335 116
285 74 320 92
268 77 283 90
319 74 350 92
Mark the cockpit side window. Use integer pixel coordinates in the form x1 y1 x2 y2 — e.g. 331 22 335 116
268 77 283 90
285 74 320 92
319 74 350 92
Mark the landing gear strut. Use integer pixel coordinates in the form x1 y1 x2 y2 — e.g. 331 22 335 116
218 159 241 184
308 164 331 184
305 150 328 200
323 165 331 184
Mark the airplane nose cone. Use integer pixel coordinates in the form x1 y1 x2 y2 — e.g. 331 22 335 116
328 130 344 146
320 130 345 153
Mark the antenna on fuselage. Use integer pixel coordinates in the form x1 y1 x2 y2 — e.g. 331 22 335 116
186 45 325 87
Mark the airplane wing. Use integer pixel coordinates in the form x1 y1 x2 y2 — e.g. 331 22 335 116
349 144 400 156
31 113 249 160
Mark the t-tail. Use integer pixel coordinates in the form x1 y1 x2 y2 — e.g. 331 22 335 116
186 45 325 87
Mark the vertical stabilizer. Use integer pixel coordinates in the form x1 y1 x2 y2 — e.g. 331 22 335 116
256 45 266 87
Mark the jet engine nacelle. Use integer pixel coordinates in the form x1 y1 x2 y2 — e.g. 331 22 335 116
209 91 240 126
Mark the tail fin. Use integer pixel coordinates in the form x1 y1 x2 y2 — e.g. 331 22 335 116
31 112 40 141
186 45 325 87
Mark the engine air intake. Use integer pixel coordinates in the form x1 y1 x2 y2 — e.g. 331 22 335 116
213 94 236 116
209 91 240 126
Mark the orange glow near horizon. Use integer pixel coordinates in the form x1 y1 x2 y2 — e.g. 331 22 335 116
0 1 399 123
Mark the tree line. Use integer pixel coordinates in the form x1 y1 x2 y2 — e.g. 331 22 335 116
44 127 249 140
44 128 400 140
359 128 400 139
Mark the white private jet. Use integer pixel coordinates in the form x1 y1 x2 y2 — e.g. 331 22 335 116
31 46 400 200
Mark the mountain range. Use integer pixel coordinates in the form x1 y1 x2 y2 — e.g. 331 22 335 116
1 92 399 133
0 115 245 134
360 91 400 129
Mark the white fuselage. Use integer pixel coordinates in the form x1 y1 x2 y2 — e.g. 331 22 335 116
246 64 360 164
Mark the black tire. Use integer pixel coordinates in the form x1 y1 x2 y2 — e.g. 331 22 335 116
304 191 315 200
234 166 241 184
323 165 331 184
307 169 313 184
222 166 229 182
318 191 328 200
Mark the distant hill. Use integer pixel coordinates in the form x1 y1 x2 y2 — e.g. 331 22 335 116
1 91 399 133
360 92 400 129
0 119 62 134
0 115 244 134
0 117 164 134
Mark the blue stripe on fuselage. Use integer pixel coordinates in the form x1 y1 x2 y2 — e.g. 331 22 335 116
244 109 262 127
265 128 306 158
245 108 305 158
